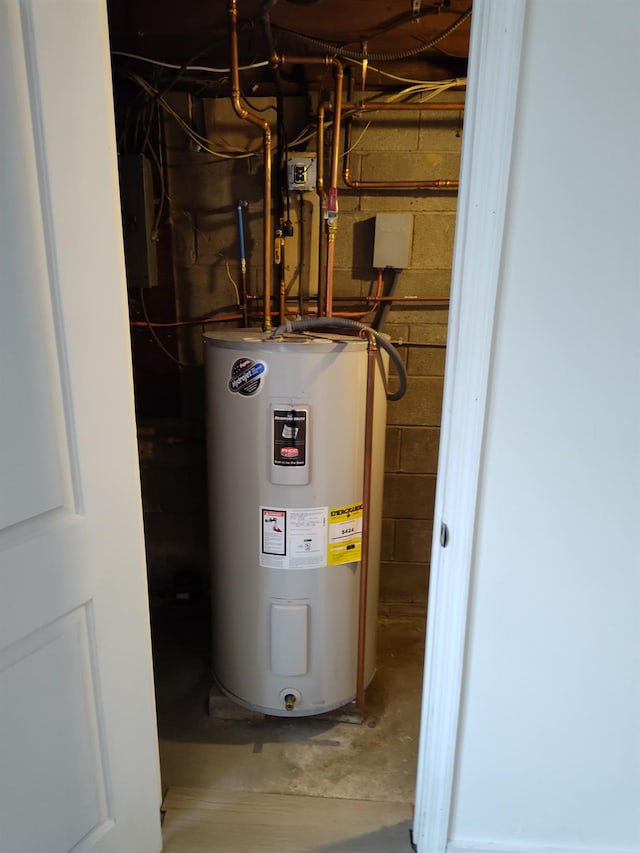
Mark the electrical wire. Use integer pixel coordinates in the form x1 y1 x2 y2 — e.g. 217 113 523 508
139 289 190 366
128 70 463 164
345 60 466 89
112 51 269 75
271 6 472 62
144 108 168 240
131 313 244 328
219 254 242 306
131 74 258 159
383 80 466 102
342 120 372 156
240 93 277 114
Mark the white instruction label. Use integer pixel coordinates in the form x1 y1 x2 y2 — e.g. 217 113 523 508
260 506 327 569
262 509 286 556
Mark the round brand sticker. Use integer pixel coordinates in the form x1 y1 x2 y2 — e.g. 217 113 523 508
228 357 268 397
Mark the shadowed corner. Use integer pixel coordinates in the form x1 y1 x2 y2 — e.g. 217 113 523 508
315 818 414 852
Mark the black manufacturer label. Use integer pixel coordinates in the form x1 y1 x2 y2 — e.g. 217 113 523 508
228 357 267 397
273 409 307 466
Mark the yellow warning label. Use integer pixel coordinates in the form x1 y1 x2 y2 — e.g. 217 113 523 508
328 501 363 565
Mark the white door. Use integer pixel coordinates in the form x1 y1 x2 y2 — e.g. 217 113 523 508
0 1 162 852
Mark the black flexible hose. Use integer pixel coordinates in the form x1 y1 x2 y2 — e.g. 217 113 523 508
371 269 400 333
270 317 407 401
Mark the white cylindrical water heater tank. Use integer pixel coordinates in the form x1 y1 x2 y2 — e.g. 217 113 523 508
204 329 388 716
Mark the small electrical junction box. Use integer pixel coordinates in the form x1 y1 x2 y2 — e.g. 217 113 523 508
287 155 317 192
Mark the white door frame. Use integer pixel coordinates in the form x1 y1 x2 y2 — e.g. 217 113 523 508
412 2 526 850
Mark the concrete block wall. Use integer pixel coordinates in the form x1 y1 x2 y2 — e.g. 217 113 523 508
158 89 463 608
334 93 463 607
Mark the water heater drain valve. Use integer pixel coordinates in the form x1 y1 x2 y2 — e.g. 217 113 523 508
279 687 302 711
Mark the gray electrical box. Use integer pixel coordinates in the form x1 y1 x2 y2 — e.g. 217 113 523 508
372 213 413 269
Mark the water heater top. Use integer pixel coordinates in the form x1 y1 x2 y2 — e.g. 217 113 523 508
204 329 368 352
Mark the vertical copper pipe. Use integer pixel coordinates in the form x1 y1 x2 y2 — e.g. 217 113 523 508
229 0 272 330
316 104 326 317
277 55 343 317
325 223 336 317
356 331 377 710
325 60 343 317
342 68 355 194
328 62 344 192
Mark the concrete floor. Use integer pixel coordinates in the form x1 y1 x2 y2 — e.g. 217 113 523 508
152 601 426 805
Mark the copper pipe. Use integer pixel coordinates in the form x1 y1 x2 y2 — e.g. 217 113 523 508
347 178 459 190
277 54 344 317
332 268 386 319
248 294 449 304
316 103 326 201
342 100 462 192
316 103 326 317
325 222 337 317
356 330 377 710
345 101 464 112
325 62 343 317
276 53 342 70
229 0 272 330
336 295 450 303
328 64 344 193
375 268 384 300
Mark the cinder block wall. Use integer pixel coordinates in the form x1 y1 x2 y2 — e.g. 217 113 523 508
332 93 463 606
160 90 463 608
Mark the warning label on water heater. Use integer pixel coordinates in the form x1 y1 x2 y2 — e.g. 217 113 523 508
273 409 307 467
328 502 363 565
260 506 327 570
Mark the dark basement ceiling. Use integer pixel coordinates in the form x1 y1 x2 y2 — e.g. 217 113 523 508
108 0 471 88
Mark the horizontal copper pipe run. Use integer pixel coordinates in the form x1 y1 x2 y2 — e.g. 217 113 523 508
342 96 462 191
247 294 450 304
345 178 459 189
345 101 464 112
330 295 450 303
276 53 341 68
229 0 272 330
